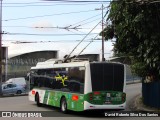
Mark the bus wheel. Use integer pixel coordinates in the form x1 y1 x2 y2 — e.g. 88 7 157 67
35 93 42 107
60 97 67 113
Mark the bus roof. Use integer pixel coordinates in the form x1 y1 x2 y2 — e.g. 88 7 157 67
31 60 124 70
31 61 89 70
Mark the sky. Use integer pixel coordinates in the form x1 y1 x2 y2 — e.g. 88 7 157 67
2 0 114 60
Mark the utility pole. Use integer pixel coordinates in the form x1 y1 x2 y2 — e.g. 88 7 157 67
0 0 2 96
101 4 105 61
95 4 105 61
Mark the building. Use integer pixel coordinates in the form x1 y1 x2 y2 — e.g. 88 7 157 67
4 49 99 81
6 50 58 81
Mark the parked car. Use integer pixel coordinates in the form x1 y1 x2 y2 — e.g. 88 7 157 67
2 83 26 95
5 77 27 90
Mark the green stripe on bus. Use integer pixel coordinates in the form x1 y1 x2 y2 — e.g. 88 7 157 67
43 90 49 104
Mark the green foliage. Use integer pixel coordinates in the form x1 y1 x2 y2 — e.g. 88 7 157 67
131 60 147 77
104 0 160 80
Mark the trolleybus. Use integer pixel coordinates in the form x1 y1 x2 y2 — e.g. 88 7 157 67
28 61 126 113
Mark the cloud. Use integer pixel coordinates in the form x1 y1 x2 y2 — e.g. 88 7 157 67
31 20 54 32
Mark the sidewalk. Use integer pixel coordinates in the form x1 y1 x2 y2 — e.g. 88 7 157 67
126 80 141 85
130 94 160 113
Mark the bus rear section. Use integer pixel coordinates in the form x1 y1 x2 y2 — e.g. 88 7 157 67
84 62 126 111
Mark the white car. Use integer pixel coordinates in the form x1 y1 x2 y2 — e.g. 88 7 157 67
5 77 27 90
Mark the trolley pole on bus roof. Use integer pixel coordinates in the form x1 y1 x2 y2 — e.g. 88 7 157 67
0 0 2 96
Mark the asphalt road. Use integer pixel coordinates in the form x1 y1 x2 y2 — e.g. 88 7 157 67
0 83 159 120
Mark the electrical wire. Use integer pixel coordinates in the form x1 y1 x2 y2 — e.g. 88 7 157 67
4 32 99 36
3 9 99 21
76 17 101 27
64 20 102 61
2 25 102 29
66 13 101 27
2 3 103 7
43 0 111 2
74 34 99 59
3 13 101 29
3 1 113 4
74 7 110 58
2 39 102 44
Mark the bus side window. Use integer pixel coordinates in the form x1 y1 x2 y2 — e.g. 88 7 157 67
67 83 74 92
37 77 42 87
51 79 57 89
71 83 79 93
54 81 63 90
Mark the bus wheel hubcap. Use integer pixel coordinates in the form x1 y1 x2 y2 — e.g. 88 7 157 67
62 101 66 111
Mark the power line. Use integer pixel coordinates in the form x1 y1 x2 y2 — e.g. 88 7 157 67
75 9 110 58
2 25 102 29
64 20 101 61
3 9 98 21
73 6 110 59
74 34 99 59
77 17 101 26
4 32 99 36
3 1 112 4
66 13 101 27
2 3 103 7
3 2 56 4
3 13 101 29
43 0 111 2
75 6 109 27
63 6 108 29
2 39 102 43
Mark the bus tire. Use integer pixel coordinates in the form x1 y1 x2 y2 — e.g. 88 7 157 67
60 97 68 114
35 93 42 107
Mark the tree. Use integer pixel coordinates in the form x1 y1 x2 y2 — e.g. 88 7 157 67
104 0 160 81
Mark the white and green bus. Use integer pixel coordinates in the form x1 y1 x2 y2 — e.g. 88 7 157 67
28 61 126 113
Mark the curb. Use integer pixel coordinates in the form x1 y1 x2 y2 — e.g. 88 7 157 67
126 80 141 85
130 94 160 113
0 93 28 98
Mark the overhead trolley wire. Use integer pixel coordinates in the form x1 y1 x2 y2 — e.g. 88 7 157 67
37 0 113 3
2 39 102 44
3 1 112 4
3 13 102 30
3 3 104 7
4 32 99 36
3 9 99 21
2 25 102 30
74 8 110 58
74 34 99 59
67 13 101 27
64 20 102 61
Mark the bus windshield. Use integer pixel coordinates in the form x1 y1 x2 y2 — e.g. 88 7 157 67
90 63 124 92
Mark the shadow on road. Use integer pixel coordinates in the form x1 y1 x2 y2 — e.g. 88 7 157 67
0 94 28 98
34 104 112 117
